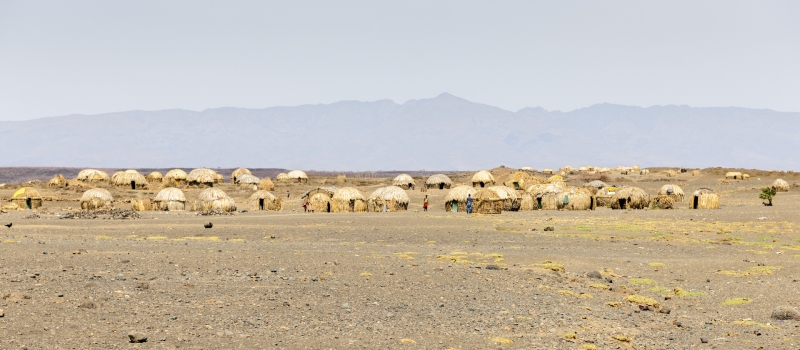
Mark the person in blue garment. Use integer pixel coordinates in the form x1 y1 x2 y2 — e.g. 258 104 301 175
466 194 473 214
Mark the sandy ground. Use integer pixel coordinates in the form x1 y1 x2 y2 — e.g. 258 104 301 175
0 171 799 349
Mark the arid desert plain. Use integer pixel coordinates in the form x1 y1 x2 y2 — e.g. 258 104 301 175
0 167 799 350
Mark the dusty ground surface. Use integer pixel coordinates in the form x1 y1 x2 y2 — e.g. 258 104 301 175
0 169 799 349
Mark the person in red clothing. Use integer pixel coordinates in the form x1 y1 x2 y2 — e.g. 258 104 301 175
423 195 428 212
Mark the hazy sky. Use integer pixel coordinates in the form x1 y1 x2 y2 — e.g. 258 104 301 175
1 1 798 120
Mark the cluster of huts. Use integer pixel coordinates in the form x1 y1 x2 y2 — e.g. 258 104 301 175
5 165 791 214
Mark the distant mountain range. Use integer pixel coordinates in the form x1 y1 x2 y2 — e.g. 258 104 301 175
1 93 798 170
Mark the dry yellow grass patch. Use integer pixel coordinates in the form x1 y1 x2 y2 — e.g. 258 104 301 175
722 298 752 306
490 337 513 345
563 332 577 340
400 338 416 344
394 252 417 260
670 287 706 298
624 295 661 308
611 334 631 342
715 265 782 277
532 260 565 272
182 236 221 241
648 262 667 267
589 283 609 290
734 320 777 328
359 272 372 277
628 278 656 285
580 344 598 350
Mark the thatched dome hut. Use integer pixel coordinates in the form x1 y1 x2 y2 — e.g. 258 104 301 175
658 184 685 202
611 187 650 210
197 188 236 212
367 186 410 212
153 187 187 211
560 188 594 211
725 172 743 180
80 188 113 210
519 193 536 210
444 185 477 213
640 169 650 175
632 165 641 172
287 170 308 184
691 188 719 209
331 187 366 213
649 195 675 209
772 179 790 192
547 175 567 188
392 174 416 190
542 169 555 175
520 166 535 172
425 174 453 190
471 170 495 188
472 189 502 214
165 169 188 184
502 171 541 191
248 190 283 211
665 170 677 177
276 173 290 182
237 174 260 187
584 180 609 194
308 192 333 213
742 174 750 180
188 168 217 187
530 183 566 210
11 187 42 209
231 168 252 184
76 169 109 182
258 178 275 191
146 171 163 183
598 167 611 174
488 186 520 211
48 174 67 187
593 187 619 207
112 170 148 189
692 170 701 176
213 173 224 184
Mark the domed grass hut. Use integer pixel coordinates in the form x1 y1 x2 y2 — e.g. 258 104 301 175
48 174 67 187
112 170 148 189
640 169 650 175
772 179 790 192
593 187 619 207
76 169 109 182
11 187 42 210
80 188 113 210
488 186 520 211
236 174 260 188
367 186 409 212
425 174 453 190
692 170 701 176
665 170 677 177
187 168 217 187
444 186 477 213
258 178 275 191
302 187 335 213
583 180 609 195
520 166 535 172
611 187 650 210
231 168 252 184
146 171 163 183
196 188 236 212
742 174 750 180
287 170 308 184
392 174 416 190
658 184 685 202
502 171 541 191
153 187 187 211
276 173 290 182
725 172 743 180
530 183 566 210
213 173 225 184
519 193 537 210
165 169 188 185
560 188 594 211
247 191 284 211
691 188 720 209
471 189 502 214
471 170 495 188
542 169 555 175
331 187 367 213
649 195 675 209
547 175 567 188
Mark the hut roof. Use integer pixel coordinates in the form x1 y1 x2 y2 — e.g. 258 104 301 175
471 170 495 183
425 174 453 185
445 185 477 202
392 174 415 186
198 188 231 202
658 184 685 196
585 180 609 188
154 187 186 202
547 175 564 184
237 174 260 185
368 186 410 204
693 188 716 196
80 188 113 202
12 187 41 199
520 167 535 171
773 179 789 187
530 183 565 197
474 188 501 200
332 187 365 201
258 178 275 190
165 169 188 180
231 168 252 181
287 170 308 179
488 186 518 200
48 174 67 186
77 169 109 181
248 190 277 201
725 171 742 177
301 187 335 199
188 168 217 183
276 173 289 181
112 170 147 186
146 171 163 180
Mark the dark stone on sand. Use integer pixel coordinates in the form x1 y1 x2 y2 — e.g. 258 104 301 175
128 331 148 343
586 270 603 279
771 305 800 320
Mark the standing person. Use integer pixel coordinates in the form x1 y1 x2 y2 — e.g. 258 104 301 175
466 194 473 214
423 195 428 212
287 190 290 199
302 201 308 213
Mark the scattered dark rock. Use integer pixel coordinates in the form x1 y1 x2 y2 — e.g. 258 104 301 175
78 300 97 309
659 308 671 314
485 265 502 270
700 337 708 343
586 270 603 279
204 222 213 228
128 331 148 343
544 226 554 231
135 281 150 290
